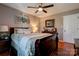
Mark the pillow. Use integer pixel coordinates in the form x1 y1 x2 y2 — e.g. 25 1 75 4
16 29 24 34
14 28 32 34
23 29 31 34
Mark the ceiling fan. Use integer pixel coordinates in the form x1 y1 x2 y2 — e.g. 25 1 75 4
27 3 54 13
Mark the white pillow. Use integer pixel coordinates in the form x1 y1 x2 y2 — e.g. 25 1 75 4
16 29 24 34
14 28 32 34
23 29 31 34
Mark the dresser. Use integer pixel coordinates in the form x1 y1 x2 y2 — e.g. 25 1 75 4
0 38 10 53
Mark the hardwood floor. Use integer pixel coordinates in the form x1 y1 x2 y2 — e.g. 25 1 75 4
0 50 10 56
0 40 75 56
50 40 75 56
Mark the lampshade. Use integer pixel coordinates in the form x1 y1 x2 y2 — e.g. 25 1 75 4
0 25 9 32
32 24 38 33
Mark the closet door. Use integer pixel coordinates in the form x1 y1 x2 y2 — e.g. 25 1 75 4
73 15 79 39
63 13 79 43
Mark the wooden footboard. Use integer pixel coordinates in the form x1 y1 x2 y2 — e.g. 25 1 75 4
35 39 40 56
35 35 57 56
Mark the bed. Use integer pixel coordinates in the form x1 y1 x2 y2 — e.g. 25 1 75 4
10 27 57 56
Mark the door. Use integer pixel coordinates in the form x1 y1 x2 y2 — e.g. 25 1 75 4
63 13 79 43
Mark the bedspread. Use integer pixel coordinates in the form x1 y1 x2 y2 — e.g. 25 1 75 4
11 33 52 56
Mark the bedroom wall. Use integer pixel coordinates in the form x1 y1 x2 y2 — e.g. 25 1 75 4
0 4 40 32
40 9 79 40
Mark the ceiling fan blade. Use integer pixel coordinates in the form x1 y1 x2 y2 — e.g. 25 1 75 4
42 4 54 8
43 9 47 13
27 6 38 8
35 10 38 13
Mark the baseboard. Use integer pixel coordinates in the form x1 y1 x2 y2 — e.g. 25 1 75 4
64 42 74 45
59 40 74 45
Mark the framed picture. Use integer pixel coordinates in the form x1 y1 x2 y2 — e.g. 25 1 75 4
15 15 29 24
45 19 55 27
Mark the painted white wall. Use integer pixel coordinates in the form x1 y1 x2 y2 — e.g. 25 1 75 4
63 13 79 43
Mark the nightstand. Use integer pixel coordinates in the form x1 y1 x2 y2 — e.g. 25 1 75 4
0 39 10 53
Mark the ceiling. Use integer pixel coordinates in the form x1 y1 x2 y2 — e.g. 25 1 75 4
3 3 79 18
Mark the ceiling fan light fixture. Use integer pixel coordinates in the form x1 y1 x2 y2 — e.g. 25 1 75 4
38 8 43 11
27 3 54 13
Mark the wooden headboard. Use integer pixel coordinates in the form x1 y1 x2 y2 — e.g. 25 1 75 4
9 27 14 36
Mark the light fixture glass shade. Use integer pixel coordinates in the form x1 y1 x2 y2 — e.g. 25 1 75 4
0 25 9 32
38 8 43 11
